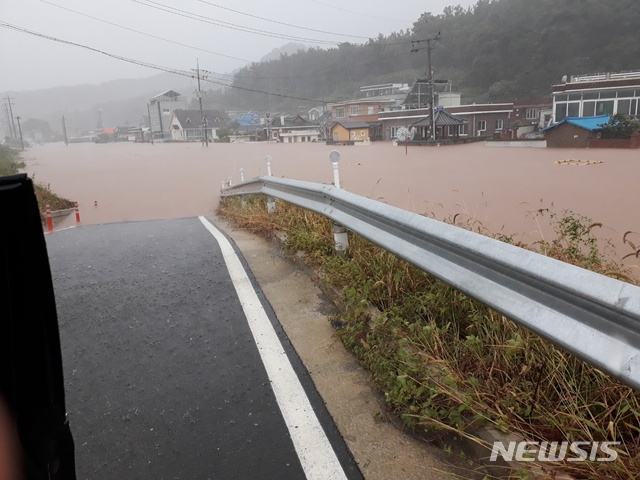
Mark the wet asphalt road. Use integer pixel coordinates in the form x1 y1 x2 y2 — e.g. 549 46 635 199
46 217 361 480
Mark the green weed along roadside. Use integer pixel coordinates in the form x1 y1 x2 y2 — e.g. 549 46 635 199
219 194 640 480
0 145 74 216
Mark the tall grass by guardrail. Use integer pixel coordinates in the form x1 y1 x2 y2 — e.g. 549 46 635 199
219 194 640 480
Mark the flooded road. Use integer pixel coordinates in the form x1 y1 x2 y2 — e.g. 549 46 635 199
24 140 640 266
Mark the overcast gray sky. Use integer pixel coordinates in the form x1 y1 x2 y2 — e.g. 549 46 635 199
0 0 477 92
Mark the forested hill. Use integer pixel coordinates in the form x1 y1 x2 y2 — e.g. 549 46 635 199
212 0 640 112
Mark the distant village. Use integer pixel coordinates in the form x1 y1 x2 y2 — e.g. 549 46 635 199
69 69 640 149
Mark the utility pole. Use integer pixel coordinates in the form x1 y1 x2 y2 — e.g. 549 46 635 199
15 116 24 150
4 96 17 138
411 33 441 141
3 104 13 138
146 103 154 144
192 59 208 147
62 115 68 146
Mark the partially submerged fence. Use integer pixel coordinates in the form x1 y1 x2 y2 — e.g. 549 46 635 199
220 153 640 390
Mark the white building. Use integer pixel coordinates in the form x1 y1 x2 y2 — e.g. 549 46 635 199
148 90 188 139
552 70 640 122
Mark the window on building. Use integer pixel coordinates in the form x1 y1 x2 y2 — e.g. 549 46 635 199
617 99 631 115
495 119 504 130
567 102 580 117
596 100 615 115
336 107 345 118
632 99 638 115
478 120 486 132
555 103 567 121
390 126 398 138
525 108 540 120
368 106 374 115
459 123 468 135
583 92 598 100
617 89 635 98
582 102 596 116
350 106 359 115
360 130 366 137
162 109 170 115
600 91 616 99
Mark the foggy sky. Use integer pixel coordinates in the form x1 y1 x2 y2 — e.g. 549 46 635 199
0 0 478 92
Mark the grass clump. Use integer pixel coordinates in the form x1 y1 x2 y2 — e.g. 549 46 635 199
0 144 25 176
0 145 74 217
219 194 640 480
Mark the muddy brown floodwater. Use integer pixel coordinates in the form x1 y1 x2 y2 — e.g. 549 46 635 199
24 141 640 268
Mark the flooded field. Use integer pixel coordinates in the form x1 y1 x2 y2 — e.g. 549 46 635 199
24 140 639 267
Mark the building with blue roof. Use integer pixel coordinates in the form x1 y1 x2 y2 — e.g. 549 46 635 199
543 115 610 148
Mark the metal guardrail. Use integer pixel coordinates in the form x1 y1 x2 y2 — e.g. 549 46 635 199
221 174 640 390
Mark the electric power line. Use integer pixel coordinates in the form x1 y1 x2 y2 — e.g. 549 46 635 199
131 0 340 46
0 22 337 105
196 0 370 40
306 0 412 23
39 0 252 63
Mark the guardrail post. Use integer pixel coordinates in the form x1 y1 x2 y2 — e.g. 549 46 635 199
265 155 276 214
330 150 341 188
265 155 272 176
329 150 348 255
74 201 81 223
239 168 247 206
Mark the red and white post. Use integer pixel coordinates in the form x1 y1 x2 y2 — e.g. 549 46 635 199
74 201 81 223
45 201 53 233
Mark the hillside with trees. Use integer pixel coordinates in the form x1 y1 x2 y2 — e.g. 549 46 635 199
8 0 640 135
205 0 640 112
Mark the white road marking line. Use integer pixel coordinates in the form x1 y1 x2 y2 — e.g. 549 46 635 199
198 216 348 480
44 226 76 235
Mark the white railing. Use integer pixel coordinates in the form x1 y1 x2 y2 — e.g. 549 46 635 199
573 70 640 82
